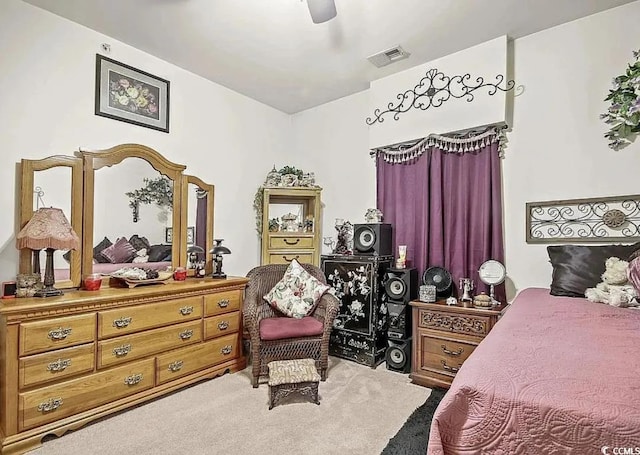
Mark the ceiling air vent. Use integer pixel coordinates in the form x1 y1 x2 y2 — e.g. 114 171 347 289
367 45 410 68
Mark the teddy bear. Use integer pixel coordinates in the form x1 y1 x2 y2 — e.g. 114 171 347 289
585 257 640 308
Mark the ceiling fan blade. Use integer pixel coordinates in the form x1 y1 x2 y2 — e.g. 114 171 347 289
307 0 337 24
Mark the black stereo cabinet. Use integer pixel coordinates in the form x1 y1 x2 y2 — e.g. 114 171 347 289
321 254 393 368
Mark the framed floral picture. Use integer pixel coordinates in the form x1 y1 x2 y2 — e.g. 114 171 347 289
95 54 170 133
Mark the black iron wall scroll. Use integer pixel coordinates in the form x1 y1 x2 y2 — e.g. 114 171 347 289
366 68 515 125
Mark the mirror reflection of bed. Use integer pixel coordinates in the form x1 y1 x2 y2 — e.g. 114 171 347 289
72 157 173 280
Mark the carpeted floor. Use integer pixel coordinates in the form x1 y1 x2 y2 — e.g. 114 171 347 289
32 357 433 455
381 387 446 455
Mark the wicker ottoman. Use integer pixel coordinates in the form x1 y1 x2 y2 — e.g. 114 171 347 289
268 359 321 410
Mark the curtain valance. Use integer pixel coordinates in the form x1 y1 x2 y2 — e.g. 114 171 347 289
371 126 507 163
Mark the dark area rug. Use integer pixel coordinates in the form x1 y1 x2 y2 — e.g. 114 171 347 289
381 387 447 455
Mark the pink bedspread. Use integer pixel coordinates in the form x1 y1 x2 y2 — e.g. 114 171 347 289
428 287 640 454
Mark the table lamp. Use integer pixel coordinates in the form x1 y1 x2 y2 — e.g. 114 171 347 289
210 239 231 279
16 207 80 297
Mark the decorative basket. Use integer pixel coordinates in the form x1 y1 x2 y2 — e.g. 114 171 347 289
419 285 436 303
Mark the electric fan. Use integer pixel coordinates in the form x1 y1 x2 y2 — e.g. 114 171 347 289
422 266 453 298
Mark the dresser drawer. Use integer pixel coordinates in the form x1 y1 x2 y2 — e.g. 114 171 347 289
19 314 96 356
418 309 490 337
98 320 202 368
418 333 477 377
19 343 95 390
204 290 241 316
269 236 314 249
268 252 313 265
156 334 238 385
98 296 203 339
19 358 154 431
204 312 240 340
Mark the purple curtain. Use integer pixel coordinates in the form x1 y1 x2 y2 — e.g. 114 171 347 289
195 193 207 249
377 141 505 301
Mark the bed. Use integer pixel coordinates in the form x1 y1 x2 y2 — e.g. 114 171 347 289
428 287 640 454
54 261 172 280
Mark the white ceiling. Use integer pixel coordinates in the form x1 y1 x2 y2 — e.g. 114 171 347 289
24 0 637 114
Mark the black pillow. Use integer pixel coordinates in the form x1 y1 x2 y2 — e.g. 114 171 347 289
93 237 113 264
547 243 640 297
129 234 151 252
63 250 71 263
147 244 172 262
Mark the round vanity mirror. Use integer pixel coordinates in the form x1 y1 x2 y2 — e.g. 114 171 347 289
478 260 506 304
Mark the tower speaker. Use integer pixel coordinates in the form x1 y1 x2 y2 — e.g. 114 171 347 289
387 302 411 339
382 268 418 304
385 338 411 373
353 223 392 256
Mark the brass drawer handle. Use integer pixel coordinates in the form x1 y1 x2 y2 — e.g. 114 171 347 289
217 321 229 331
282 255 300 263
283 238 300 245
113 317 132 328
124 373 143 385
179 329 194 340
47 358 72 372
48 327 72 340
113 344 132 357
217 299 229 308
441 360 460 373
221 345 233 355
37 397 63 413
168 360 184 372
441 345 464 357
179 306 194 316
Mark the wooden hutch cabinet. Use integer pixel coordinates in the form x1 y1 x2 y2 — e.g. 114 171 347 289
409 300 507 389
260 187 322 266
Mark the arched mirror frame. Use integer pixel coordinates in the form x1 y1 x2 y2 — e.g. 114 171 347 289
77 144 186 280
18 155 83 289
181 175 215 276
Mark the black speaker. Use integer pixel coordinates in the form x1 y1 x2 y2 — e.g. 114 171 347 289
353 223 392 256
386 338 411 373
382 268 418 304
387 302 411 339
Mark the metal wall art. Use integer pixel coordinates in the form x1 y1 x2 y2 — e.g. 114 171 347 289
366 68 515 125
526 195 640 243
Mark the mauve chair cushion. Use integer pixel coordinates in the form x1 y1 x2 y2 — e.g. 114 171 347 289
259 317 324 341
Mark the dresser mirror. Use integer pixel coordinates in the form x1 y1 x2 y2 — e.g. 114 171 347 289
182 176 214 276
19 156 83 289
15 145 219 288
78 144 185 278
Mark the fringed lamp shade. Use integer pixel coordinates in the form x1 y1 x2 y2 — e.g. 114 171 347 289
16 208 80 297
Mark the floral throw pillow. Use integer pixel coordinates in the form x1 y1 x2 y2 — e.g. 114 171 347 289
264 260 330 319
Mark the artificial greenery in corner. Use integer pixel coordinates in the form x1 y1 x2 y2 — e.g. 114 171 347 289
126 176 173 222
253 166 317 235
601 50 640 151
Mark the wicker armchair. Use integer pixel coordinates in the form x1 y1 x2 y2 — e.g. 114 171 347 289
244 263 340 388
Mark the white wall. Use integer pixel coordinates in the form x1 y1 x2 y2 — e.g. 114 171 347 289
291 1 640 299
3 0 640 293
290 91 375 254
504 1 640 296
369 36 508 148
0 0 291 281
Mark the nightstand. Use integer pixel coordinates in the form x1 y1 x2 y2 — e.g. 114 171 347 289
409 299 507 389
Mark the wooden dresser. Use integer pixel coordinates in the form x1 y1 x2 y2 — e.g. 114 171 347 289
409 299 507 389
0 278 247 454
